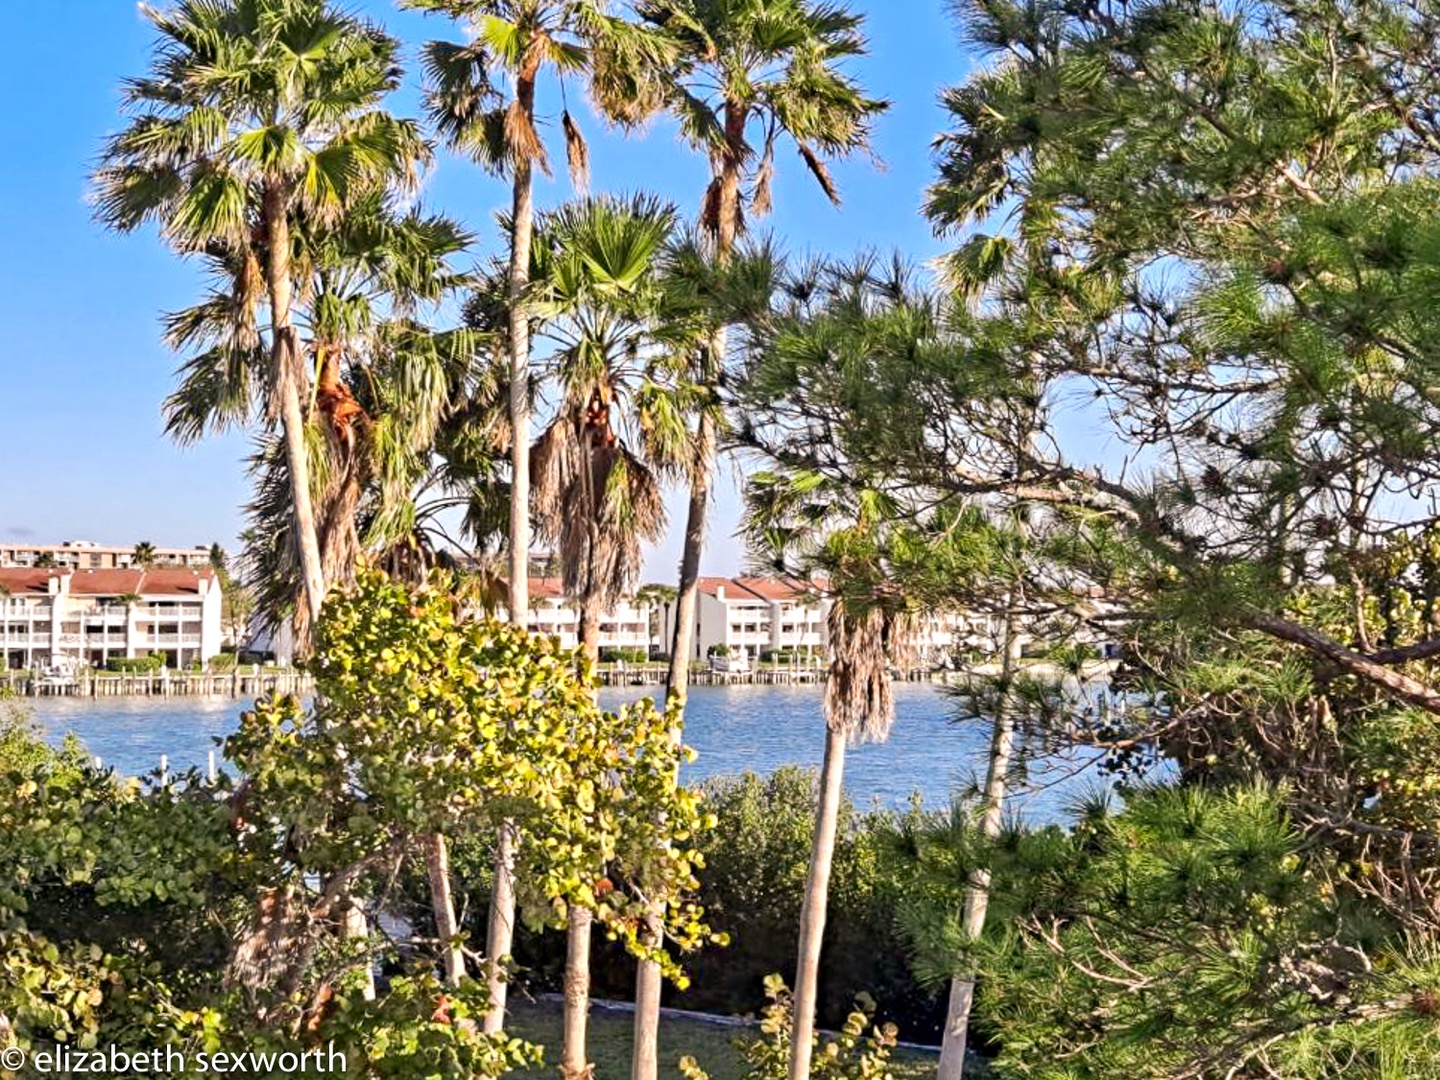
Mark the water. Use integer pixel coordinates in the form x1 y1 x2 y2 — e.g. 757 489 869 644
24 684 1107 818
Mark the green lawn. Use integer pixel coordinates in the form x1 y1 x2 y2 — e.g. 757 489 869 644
504 999 960 1080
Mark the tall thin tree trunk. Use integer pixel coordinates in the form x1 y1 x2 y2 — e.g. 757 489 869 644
263 189 326 650
936 591 1024 1080
487 75 539 1034
632 946 663 1080
561 904 594 1080
788 725 848 1080
662 405 718 705
427 831 465 986
341 899 375 1001
507 134 535 648
636 123 745 1080
483 822 517 1034
577 593 602 666
562 596 602 1074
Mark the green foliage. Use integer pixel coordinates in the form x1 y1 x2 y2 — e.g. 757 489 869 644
972 784 1440 1079
293 974 542 1079
600 647 648 664
760 649 806 665
678 770 937 1037
679 975 899 1080
106 654 165 674
237 566 720 979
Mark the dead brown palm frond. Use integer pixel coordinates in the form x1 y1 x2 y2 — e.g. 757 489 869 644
824 600 912 744
700 177 723 236
505 100 550 175
798 142 841 206
563 110 590 192
532 406 666 609
531 415 582 533
752 133 777 218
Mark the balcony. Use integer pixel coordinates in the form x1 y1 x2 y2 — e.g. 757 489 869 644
84 613 128 627
1 631 49 645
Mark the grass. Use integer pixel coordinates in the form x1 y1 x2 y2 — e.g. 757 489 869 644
504 999 956 1080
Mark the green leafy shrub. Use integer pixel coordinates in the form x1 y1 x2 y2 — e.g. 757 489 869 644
600 647 648 664
973 784 1440 1079
105 654 164 674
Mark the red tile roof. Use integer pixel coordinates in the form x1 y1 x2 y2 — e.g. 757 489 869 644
66 570 143 596
138 568 215 597
528 577 566 600
732 576 817 602
0 568 58 596
696 576 738 598
67 568 215 597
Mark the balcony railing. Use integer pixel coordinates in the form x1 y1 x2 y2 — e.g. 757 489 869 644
145 634 202 647
0 632 50 644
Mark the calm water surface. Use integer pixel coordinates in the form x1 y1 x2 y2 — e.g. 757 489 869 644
26 684 1103 818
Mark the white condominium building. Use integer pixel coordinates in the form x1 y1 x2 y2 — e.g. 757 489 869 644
0 567 224 670
0 540 214 570
655 575 990 665
657 577 830 663
502 578 654 654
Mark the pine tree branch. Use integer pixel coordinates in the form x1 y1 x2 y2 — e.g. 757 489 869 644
1242 612 1440 715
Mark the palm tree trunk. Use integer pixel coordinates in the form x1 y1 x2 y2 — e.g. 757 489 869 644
426 831 465 986
662 404 718 705
789 724 848 1080
561 904 594 1080
562 594 603 1073
632 946 663 1080
487 73 539 1034
507 144 535 649
661 109 742 707
263 188 326 649
577 593 603 666
636 125 745 1080
936 593 1023 1080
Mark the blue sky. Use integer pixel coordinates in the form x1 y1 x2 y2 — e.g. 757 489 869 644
0 0 969 579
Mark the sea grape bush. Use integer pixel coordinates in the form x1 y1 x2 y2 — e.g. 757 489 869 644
0 566 721 1078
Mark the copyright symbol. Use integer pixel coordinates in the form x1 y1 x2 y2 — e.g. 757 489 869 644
0 1046 24 1071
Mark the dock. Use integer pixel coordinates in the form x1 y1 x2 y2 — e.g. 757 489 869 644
3 667 313 699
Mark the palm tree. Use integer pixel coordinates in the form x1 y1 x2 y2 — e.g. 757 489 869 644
531 195 678 661
619 14 886 1064
527 194 681 1079
160 179 477 642
744 474 911 1080
627 0 887 703
131 542 158 570
407 1 666 1033
238 201 479 640
406 0 661 629
95 0 429 649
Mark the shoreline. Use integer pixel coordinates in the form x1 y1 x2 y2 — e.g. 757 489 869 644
3 659 1117 699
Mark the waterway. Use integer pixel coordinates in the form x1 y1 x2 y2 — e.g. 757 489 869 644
26 683 1110 817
